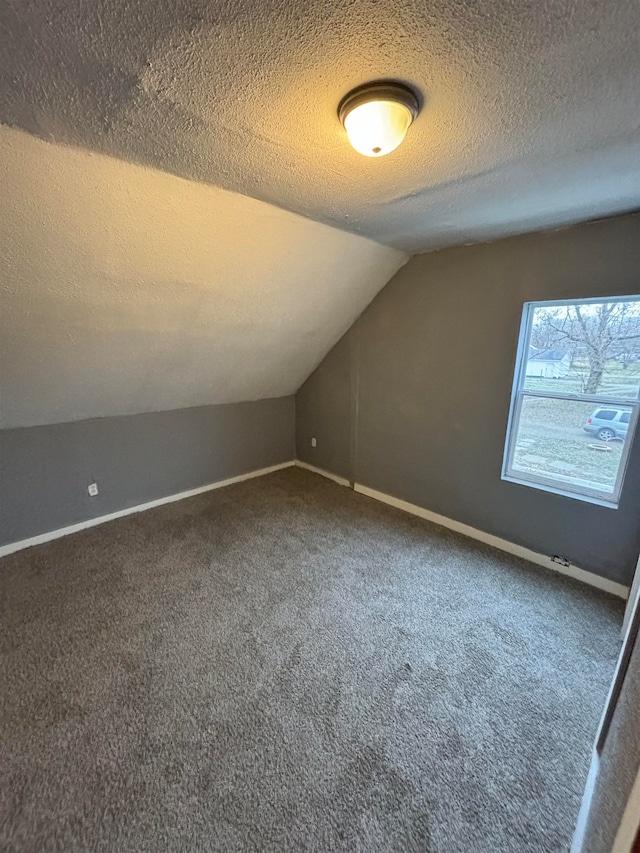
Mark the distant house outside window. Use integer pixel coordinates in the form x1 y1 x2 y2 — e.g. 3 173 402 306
503 296 640 507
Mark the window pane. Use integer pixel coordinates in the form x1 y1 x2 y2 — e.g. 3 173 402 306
510 395 632 496
524 299 640 400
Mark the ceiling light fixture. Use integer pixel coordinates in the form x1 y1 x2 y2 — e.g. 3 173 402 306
338 81 420 157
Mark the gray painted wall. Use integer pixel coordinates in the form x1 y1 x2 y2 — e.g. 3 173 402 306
295 332 352 481
1 397 294 547
296 213 640 584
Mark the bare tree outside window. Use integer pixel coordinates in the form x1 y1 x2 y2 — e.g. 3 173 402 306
530 302 640 395
504 296 640 506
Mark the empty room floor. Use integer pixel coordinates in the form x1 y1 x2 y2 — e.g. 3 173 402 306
0 467 622 853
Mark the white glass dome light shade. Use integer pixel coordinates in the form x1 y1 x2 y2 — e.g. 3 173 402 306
339 82 420 158
343 99 413 157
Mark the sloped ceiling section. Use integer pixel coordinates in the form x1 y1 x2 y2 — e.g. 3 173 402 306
1 0 639 252
0 126 405 429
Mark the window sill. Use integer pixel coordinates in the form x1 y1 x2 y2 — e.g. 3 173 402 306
501 473 619 509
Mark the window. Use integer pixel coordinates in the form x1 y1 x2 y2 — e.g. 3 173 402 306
503 296 640 507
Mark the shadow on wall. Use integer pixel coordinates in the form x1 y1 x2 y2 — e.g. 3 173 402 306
296 213 640 584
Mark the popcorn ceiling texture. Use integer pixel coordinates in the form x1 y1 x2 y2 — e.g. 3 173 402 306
0 127 405 429
1 0 639 252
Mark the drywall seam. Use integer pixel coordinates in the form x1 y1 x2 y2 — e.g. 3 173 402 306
349 319 361 487
295 460 351 487
0 461 295 558
354 483 629 599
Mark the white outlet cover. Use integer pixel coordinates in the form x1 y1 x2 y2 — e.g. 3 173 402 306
311 438 317 447
88 483 99 496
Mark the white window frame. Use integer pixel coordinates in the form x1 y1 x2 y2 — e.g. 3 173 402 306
502 295 640 509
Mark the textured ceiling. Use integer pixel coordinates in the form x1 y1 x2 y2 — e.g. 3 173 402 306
0 126 405 428
1 0 639 252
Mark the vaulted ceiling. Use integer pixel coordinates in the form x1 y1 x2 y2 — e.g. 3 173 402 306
0 127 404 428
1 0 639 429
1 0 639 252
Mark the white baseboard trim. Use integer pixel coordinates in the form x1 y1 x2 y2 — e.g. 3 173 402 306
295 459 351 487
354 483 629 600
0 461 295 559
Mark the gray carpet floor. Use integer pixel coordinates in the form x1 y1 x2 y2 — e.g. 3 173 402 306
0 467 623 853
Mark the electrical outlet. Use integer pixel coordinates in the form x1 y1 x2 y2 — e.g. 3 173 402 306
311 437 317 447
88 482 99 497
551 555 570 568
